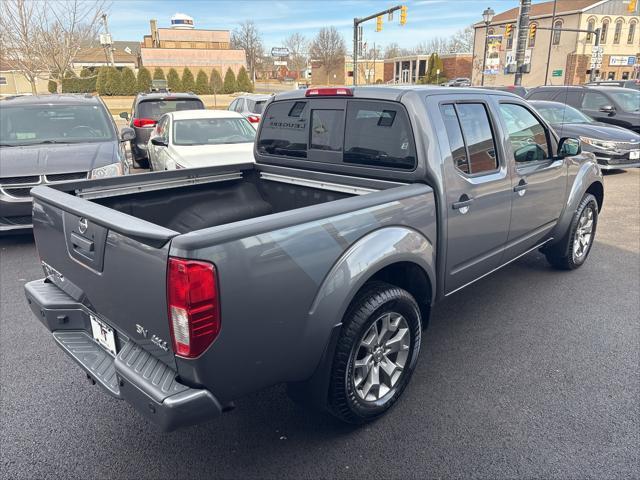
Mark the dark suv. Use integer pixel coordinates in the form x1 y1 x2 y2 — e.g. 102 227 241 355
526 86 640 133
120 92 205 168
0 94 133 232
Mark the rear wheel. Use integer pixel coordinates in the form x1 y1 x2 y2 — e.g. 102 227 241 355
545 193 598 270
328 282 421 424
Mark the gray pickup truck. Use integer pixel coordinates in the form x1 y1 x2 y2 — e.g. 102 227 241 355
25 86 604 431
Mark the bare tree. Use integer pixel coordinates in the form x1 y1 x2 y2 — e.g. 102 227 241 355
231 20 264 81
359 45 382 84
0 0 46 94
283 33 308 76
415 37 451 56
448 26 474 53
36 0 106 82
309 26 346 84
0 0 106 93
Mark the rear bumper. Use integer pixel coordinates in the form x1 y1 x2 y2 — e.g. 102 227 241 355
24 279 223 431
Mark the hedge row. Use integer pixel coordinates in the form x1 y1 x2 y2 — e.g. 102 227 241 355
52 66 254 96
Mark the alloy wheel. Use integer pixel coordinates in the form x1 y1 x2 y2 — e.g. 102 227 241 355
352 312 411 402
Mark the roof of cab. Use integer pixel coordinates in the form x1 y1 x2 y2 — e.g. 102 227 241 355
271 85 519 102
0 93 102 106
167 109 246 120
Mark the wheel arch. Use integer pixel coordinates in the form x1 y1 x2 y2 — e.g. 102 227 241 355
586 180 604 212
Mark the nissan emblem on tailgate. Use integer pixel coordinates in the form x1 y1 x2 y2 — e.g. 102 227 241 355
78 217 88 234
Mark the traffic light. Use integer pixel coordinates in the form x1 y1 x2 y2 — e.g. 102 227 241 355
400 5 407 25
529 23 537 39
505 23 513 37
376 15 382 32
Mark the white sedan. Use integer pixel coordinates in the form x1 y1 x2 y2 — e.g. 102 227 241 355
146 110 255 171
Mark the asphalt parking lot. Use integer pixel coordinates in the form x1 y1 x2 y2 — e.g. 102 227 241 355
1 169 638 480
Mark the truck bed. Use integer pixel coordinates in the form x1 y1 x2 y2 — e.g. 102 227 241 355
28 163 436 416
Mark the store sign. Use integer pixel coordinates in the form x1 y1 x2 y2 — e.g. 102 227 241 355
273 60 287 66
271 47 290 58
552 69 563 77
609 55 636 66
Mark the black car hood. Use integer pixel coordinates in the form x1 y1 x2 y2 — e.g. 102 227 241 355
552 122 640 142
0 141 119 177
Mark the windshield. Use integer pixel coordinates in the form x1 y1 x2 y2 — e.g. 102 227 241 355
137 98 204 120
0 104 114 146
607 90 640 112
535 103 593 124
173 118 256 146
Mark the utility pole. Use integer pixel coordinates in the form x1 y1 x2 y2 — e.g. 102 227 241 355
353 5 405 86
589 28 602 82
100 13 115 67
513 0 531 86
543 0 557 85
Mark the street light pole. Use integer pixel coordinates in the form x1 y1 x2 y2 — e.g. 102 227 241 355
480 7 494 86
543 0 557 85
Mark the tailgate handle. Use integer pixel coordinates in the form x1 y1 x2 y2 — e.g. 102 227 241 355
70 232 95 253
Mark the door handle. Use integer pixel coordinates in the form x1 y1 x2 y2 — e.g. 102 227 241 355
70 232 94 253
452 196 474 214
513 179 528 196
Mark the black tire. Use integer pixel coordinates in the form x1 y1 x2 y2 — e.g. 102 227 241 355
328 282 422 424
132 156 149 169
545 193 598 270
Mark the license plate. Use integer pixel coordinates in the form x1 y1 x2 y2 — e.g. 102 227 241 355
90 315 117 356
630 150 639 160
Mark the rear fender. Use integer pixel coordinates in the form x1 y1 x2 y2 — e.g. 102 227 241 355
295 227 435 408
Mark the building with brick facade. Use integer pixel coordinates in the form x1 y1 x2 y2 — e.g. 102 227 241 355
382 53 472 84
471 0 639 87
140 15 246 77
311 56 384 85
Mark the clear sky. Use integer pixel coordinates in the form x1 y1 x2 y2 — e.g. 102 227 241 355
108 0 520 51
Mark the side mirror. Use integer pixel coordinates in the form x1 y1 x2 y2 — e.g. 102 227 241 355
150 136 168 147
120 127 135 142
119 111 130 120
599 104 615 115
558 137 581 158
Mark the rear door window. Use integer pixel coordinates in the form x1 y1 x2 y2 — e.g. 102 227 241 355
581 92 610 109
440 103 498 175
527 90 558 101
343 100 416 170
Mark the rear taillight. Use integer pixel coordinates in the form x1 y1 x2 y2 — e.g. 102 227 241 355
305 87 353 97
133 118 157 127
247 115 260 123
167 257 220 358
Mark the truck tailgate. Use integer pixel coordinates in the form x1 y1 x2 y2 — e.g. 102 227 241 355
30 185 180 367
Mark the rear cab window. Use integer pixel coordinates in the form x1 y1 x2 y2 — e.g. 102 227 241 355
258 98 417 170
136 98 205 121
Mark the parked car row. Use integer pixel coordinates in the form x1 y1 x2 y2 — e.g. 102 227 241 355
1 84 637 233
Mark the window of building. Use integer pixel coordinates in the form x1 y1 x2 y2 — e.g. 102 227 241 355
607 72 616 80
613 19 623 44
622 71 630 80
600 19 609 43
586 18 596 43
552 20 563 45
440 103 498 175
628 20 637 45
0 76 7 85
528 23 537 48
498 104 550 163
343 101 416 170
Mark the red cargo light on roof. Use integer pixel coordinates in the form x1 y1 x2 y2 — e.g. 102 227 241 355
305 87 353 97
247 115 261 123
133 118 157 128
167 258 220 358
